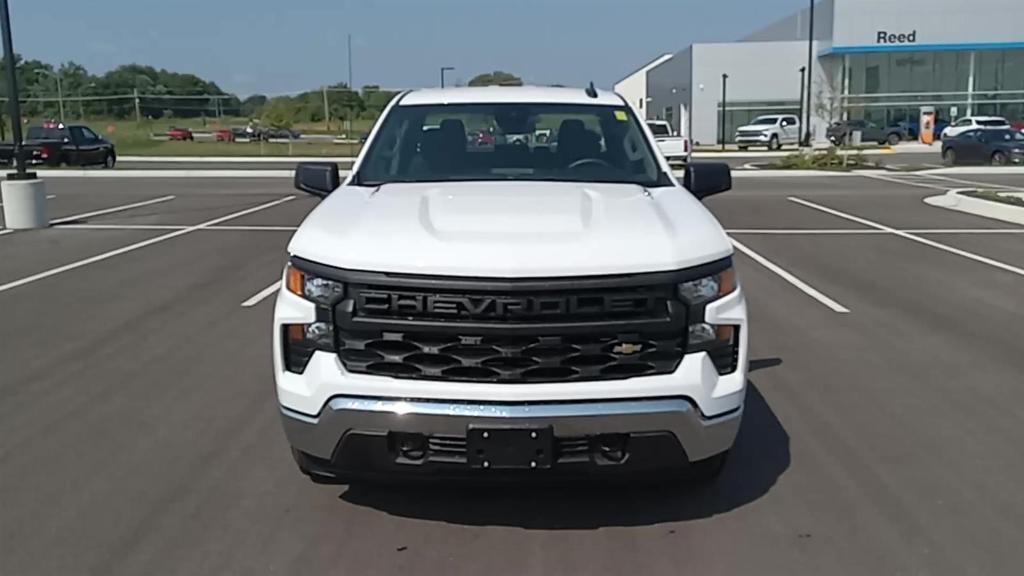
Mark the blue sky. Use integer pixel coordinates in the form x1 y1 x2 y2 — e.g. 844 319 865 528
12 0 809 96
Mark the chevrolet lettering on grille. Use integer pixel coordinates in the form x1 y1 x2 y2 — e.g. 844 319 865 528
356 290 657 319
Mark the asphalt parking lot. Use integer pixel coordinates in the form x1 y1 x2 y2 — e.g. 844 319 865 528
2 171 1023 575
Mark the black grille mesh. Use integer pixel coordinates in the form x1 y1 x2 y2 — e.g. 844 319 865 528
337 330 684 383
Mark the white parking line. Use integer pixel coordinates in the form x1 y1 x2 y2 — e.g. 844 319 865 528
241 281 282 307
730 238 851 313
57 224 299 232
920 173 1024 192
51 195 177 224
0 196 294 295
858 172 950 190
726 228 1024 234
1 195 175 236
789 196 1024 278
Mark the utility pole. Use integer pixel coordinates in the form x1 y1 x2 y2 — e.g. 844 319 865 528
720 73 728 151
55 74 64 121
798 66 806 144
35 69 65 122
1 0 49 230
1 0 26 177
133 88 142 124
347 34 353 90
803 0 815 146
322 85 330 130
440 66 455 88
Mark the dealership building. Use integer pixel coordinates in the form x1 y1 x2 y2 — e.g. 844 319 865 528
616 0 1024 145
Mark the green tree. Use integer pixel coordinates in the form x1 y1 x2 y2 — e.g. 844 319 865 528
468 71 523 87
240 94 268 118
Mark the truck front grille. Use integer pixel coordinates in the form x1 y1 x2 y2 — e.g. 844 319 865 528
288 260 733 384
336 330 685 383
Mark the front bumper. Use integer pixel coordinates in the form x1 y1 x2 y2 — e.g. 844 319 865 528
735 134 771 145
282 396 742 479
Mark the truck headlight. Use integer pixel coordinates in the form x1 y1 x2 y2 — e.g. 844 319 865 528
680 267 740 375
677 267 735 305
282 264 344 373
283 322 334 373
285 264 345 306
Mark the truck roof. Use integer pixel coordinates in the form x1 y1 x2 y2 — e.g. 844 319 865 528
399 86 625 107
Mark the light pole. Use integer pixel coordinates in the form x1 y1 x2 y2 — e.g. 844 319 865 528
0 0 25 177
36 69 65 122
720 73 728 151
440 66 455 88
1 0 49 229
803 0 815 146
78 82 96 120
798 66 806 144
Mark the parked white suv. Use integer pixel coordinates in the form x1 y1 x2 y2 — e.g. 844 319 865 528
941 116 1010 139
274 86 748 484
735 114 801 150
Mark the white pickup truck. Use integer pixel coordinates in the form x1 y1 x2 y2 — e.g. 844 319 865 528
734 114 801 150
274 86 748 485
646 120 691 164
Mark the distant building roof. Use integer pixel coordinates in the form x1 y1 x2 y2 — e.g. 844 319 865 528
614 53 675 87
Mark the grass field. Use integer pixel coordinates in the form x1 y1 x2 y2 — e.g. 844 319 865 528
24 116 373 157
120 140 362 157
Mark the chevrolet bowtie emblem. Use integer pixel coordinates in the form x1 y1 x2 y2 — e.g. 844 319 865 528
613 343 644 355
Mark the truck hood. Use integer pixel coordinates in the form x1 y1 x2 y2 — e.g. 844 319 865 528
287 181 733 277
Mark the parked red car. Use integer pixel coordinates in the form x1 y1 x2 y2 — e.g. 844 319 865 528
167 127 194 141
1012 120 1024 133
213 128 234 142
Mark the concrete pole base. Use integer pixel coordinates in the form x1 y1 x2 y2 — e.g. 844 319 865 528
1 176 49 230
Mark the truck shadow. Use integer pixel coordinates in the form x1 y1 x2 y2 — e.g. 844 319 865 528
338 380 789 529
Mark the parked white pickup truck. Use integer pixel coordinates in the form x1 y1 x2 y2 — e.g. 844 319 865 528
735 114 801 150
646 120 691 164
276 86 747 486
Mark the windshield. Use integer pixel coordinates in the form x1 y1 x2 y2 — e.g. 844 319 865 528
356 102 667 187
749 116 779 126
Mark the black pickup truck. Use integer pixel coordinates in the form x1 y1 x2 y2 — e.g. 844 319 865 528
0 124 117 168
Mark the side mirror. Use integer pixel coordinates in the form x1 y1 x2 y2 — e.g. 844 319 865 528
294 162 340 197
683 162 731 200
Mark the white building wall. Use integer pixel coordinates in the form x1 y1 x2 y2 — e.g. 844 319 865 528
689 41 832 144
646 48 692 133
614 54 673 121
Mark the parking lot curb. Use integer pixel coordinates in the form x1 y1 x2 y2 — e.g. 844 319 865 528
924 188 1024 226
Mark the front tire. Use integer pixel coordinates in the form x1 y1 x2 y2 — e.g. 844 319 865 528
887 133 901 146
942 148 957 166
103 153 116 169
737 145 748 151
992 151 1008 166
768 135 780 151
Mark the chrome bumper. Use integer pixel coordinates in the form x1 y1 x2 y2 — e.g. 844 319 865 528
281 396 742 464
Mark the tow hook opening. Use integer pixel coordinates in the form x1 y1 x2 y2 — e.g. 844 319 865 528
593 434 630 464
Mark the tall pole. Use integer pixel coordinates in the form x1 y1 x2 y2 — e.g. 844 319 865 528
322 85 330 130
440 66 454 88
133 88 141 124
798 66 806 140
56 74 64 122
803 0 815 146
720 73 728 151
347 34 353 90
1 0 26 177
